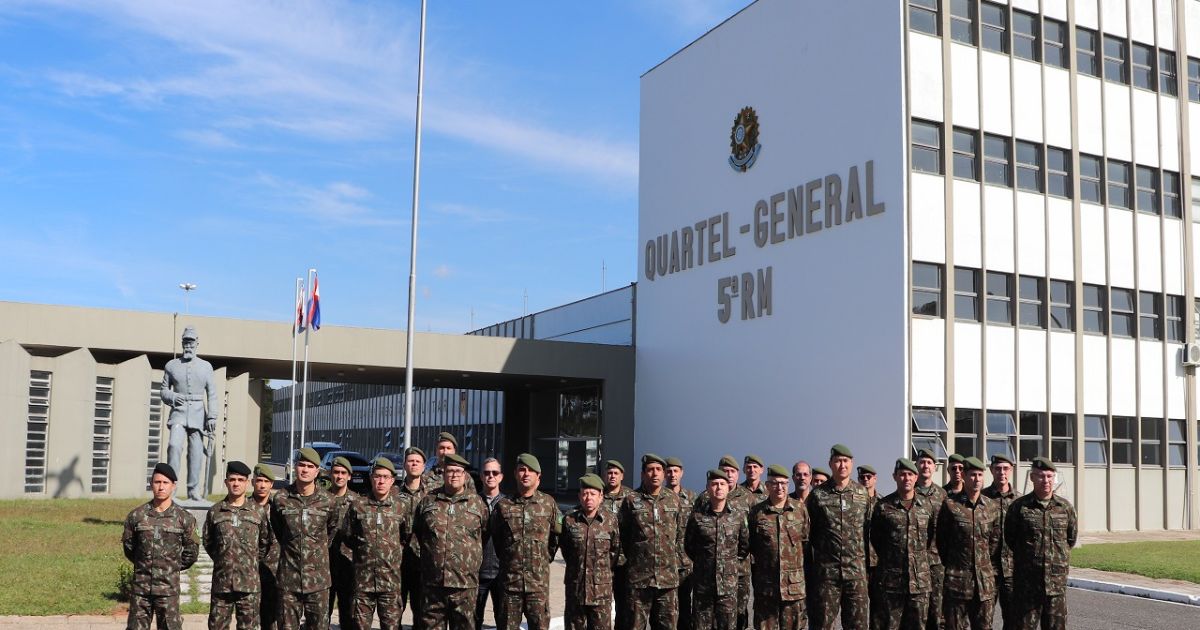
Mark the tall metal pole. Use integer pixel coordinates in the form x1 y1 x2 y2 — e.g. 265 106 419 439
288 277 303 478
402 0 427 449
300 268 315 448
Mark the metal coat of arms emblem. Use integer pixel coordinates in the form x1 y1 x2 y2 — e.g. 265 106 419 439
728 106 761 172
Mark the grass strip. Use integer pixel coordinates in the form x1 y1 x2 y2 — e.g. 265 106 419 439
1072 540 1200 585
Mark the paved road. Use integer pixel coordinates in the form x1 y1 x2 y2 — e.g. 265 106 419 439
1063 587 1200 629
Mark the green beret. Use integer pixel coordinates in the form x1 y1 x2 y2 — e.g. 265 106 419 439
812 467 831 478
642 453 667 469
915 448 937 462
437 432 458 448
1030 456 1057 472
442 453 470 470
830 444 853 458
767 464 790 479
990 453 1014 466
371 456 396 475
963 456 986 472
331 456 352 472
516 453 542 474
404 446 427 461
706 469 729 483
894 458 919 475
579 474 604 491
253 464 275 481
718 455 739 469
744 454 764 467
665 456 684 468
948 453 966 464
856 464 877 475
604 459 625 473
297 447 321 467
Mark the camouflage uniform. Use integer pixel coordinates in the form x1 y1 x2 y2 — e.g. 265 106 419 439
256 498 282 630
1004 493 1077 630
328 491 359 629
670 486 697 630
916 482 948 630
203 500 273 630
938 493 1000 630
122 502 199 630
270 484 342 630
685 502 749 630
748 498 810 630
695 484 759 630
426 465 477 493
603 485 634 630
398 476 431 629
870 491 936 630
561 507 623 630
982 484 1019 630
344 491 413 630
804 480 870 629
621 488 690 630
864 492 881 630
413 487 490 630
490 491 563 630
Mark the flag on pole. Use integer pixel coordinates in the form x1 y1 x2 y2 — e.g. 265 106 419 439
295 286 307 334
307 274 322 331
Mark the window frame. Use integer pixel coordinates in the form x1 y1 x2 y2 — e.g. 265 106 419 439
1018 275 1045 329
1015 140 1043 192
1141 417 1163 467
984 134 1012 187
1160 50 1178 96
1167 418 1187 467
911 119 943 175
949 0 976 45
1104 35 1129 85
953 127 979 181
955 267 982 322
1136 165 1161 215
1111 287 1136 338
1107 159 1132 209
1047 146 1072 198
1012 9 1040 62
1080 154 1104 203
1112 416 1135 465
909 0 941 36
1166 294 1185 343
1077 27 1100 77
1019 411 1047 462
1043 18 1069 69
1049 279 1074 331
1163 171 1182 218
955 408 979 458
986 271 1014 325
1139 291 1163 341
1084 414 1108 465
1131 42 1156 91
1051 413 1075 464
985 410 1018 464
912 261 944 318
1083 283 1108 334
980 2 1009 54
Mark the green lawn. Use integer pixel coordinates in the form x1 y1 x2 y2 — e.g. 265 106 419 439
1072 540 1200 584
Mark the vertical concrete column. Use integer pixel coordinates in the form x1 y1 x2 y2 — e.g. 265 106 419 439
0 341 33 497
43 348 96 499
111 355 152 497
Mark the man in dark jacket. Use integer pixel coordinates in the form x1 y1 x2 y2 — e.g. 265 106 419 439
475 458 507 630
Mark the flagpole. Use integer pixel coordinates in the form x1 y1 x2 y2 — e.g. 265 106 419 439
402 0 427 449
288 277 303 479
300 268 315 449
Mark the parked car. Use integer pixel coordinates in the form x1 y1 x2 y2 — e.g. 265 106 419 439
318 450 371 493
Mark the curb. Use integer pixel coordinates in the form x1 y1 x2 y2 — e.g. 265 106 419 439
1069 577 1200 607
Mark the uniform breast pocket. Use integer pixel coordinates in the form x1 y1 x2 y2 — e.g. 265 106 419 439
784 569 805 597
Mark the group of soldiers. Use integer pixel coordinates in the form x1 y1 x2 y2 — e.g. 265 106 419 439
121 432 1077 630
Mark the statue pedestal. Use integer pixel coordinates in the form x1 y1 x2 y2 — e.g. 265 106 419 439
176 498 215 529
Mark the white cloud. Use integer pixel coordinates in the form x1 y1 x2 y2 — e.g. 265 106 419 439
253 173 401 227
432 264 452 279
175 129 242 149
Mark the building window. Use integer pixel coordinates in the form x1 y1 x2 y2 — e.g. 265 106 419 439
1047 147 1071 198
1018 275 1045 328
986 271 1013 325
981 2 1008 53
955 408 979 457
146 382 163 490
913 262 943 317
1160 50 1178 95
910 0 940 36
950 0 976 45
1049 279 1074 331
1139 291 1162 340
91 377 113 494
986 410 1018 463
1084 415 1107 465
1168 419 1187 467
1131 42 1156 91
912 408 950 461
1016 141 1043 192
1163 171 1182 218
26 371 52 494
1051 413 1075 464
1104 35 1128 84
1083 283 1107 334
1019 411 1047 462
1107 159 1131 209
1141 417 1163 466
984 134 1011 186
1043 18 1068 69
1190 58 1200 102
953 128 979 181
1012 10 1039 61
1166 295 1185 342
1111 288 1136 337
1080 154 1104 203
1112 416 1135 464
912 119 942 174
1077 27 1100 77
1136 165 1160 214
955 267 981 322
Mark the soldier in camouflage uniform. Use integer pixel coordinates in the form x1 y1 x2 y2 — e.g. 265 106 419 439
693 455 758 630
490 453 563 630
425 432 476 493
685 469 749 630
270 447 342 630
621 453 690 630
562 474 623 630
665 457 696 630
251 464 281 630
857 464 881 630
811 467 830 487
748 464 809 630
205 461 274 630
398 446 431 629
344 456 412 630
123 463 199 630
804 444 870 630
870 458 937 630
914 448 948 630
413 452 490 630
1005 457 1077 630
938 457 1000 630
601 459 634 630
326 457 359 629
982 453 1019 630
943 454 965 495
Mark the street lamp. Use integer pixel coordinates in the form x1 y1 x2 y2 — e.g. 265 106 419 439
178 283 197 314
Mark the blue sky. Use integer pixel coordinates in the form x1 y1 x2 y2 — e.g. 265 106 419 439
0 0 746 332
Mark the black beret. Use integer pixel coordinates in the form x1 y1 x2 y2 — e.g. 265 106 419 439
226 461 251 477
152 462 177 482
